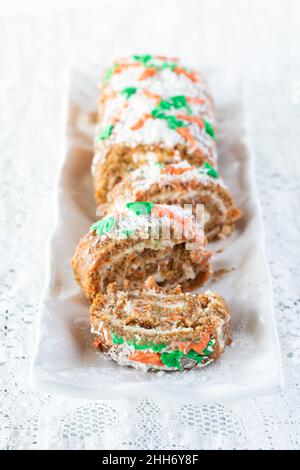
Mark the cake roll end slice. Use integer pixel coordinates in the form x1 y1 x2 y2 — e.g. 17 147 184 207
90 282 231 371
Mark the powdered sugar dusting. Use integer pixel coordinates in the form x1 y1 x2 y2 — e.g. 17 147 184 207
122 160 226 194
90 203 203 243
96 56 217 160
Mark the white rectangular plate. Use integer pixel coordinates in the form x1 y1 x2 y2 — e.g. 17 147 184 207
30 65 283 403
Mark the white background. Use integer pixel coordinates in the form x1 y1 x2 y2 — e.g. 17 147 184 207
0 0 299 450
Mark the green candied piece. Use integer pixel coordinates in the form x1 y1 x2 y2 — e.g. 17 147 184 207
151 107 168 119
160 62 177 71
126 341 148 350
166 115 188 130
132 54 153 64
121 87 137 99
202 162 219 179
166 116 180 129
159 100 172 110
161 350 183 370
144 62 158 69
126 201 154 216
151 105 189 130
127 341 167 352
186 349 204 363
120 228 134 238
99 124 114 141
169 95 192 114
111 333 124 345
169 95 187 107
103 64 117 83
150 342 167 353
204 120 216 140
90 216 116 236
154 162 165 168
201 340 214 356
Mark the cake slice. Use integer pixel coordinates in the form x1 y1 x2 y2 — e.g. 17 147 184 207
71 203 212 300
93 55 218 203
105 160 242 241
90 281 231 371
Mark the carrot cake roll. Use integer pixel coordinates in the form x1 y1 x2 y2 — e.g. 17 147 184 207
105 160 242 241
71 203 212 300
90 282 231 371
92 54 218 203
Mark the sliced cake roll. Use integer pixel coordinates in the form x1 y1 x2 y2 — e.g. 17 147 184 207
92 54 218 203
90 282 231 371
105 160 242 241
71 203 212 300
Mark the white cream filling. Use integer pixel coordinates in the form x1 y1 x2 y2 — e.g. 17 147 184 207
130 162 225 190
97 239 177 291
131 150 164 164
150 300 186 310
182 263 196 280
153 271 167 283
216 319 226 351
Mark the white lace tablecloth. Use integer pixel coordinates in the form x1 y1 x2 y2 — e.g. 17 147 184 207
0 0 299 450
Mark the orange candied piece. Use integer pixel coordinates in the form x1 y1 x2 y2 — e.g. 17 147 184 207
187 97 206 106
177 341 193 354
176 127 198 148
190 332 210 354
152 205 195 237
114 62 140 74
176 114 204 129
162 164 195 175
139 67 158 80
130 113 152 130
92 338 102 350
177 333 210 355
128 351 163 366
152 205 181 222
143 88 161 104
173 67 199 83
